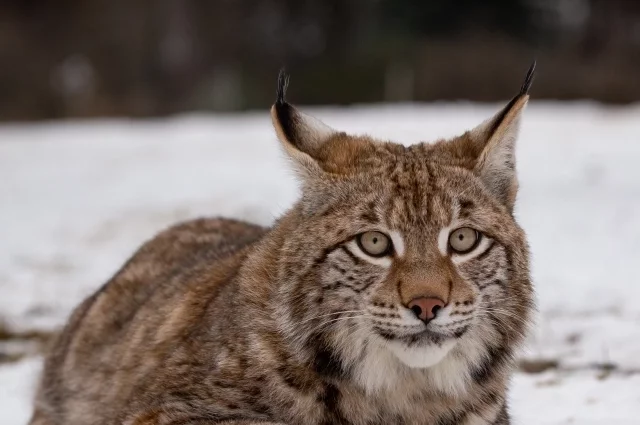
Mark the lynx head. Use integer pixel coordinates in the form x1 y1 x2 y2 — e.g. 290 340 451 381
270 65 535 396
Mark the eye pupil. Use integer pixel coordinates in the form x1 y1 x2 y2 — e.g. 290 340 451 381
357 231 392 257
448 227 481 254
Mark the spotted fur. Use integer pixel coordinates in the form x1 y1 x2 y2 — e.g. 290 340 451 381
31 64 536 425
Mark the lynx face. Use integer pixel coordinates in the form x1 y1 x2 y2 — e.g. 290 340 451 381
272 71 534 395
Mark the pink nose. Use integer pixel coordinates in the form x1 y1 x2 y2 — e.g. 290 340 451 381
407 297 445 322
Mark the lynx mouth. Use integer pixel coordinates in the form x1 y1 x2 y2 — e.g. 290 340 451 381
374 327 454 347
378 329 459 369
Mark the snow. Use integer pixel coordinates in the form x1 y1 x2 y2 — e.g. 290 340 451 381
511 371 640 424
1 103 639 423
0 359 41 424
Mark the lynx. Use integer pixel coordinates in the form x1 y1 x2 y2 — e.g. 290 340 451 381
31 64 535 425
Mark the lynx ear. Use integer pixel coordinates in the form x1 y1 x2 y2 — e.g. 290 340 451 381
270 70 337 175
467 61 535 210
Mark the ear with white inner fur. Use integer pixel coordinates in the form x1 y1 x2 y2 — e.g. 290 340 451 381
469 61 535 211
270 70 337 175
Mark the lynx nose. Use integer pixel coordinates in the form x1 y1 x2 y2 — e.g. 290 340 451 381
407 297 445 323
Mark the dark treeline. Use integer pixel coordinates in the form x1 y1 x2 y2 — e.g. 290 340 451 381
1 0 639 120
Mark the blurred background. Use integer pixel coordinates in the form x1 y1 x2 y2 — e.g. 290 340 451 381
2 1 640 424
2 0 640 121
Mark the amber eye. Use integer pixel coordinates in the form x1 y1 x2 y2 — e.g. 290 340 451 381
357 231 392 257
449 227 481 254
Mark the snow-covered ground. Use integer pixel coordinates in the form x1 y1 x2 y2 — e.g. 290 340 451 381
1 103 639 424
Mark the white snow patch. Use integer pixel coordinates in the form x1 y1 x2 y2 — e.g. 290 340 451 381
0 358 42 424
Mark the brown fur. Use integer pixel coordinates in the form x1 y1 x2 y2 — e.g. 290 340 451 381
31 67 535 425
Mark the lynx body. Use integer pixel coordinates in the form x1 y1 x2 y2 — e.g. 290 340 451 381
31 66 535 425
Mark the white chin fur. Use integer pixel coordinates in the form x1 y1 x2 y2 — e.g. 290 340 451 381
386 338 457 368
350 333 479 397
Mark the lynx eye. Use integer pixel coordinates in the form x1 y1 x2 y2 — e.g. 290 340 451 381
449 227 481 254
357 231 392 257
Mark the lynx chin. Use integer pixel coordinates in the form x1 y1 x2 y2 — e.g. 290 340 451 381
31 63 536 425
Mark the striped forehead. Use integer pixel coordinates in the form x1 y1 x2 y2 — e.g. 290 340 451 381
359 171 476 248
348 154 475 248
380 186 456 230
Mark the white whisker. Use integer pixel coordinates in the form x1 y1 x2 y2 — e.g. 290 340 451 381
299 309 367 325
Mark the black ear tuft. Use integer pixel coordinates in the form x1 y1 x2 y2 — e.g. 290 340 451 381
276 68 290 105
483 61 534 149
520 60 536 96
273 68 296 144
